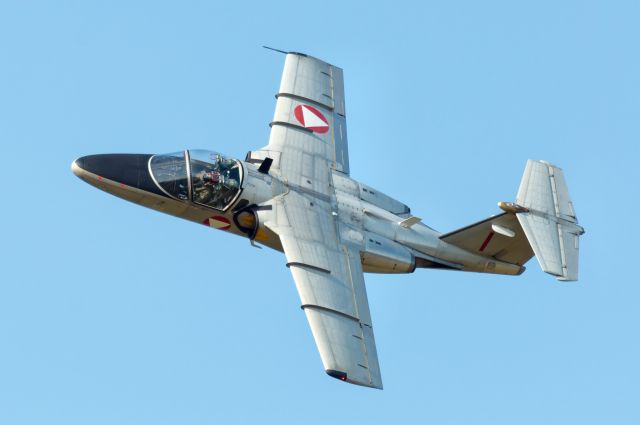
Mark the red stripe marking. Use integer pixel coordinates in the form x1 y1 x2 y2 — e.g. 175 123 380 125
479 231 495 252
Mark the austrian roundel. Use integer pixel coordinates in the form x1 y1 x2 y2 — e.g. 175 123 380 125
293 104 330 134
202 215 231 230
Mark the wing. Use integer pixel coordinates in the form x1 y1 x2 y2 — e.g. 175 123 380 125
264 190 382 389
256 52 381 388
247 52 350 198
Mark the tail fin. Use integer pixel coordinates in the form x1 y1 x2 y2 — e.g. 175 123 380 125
513 160 585 281
440 160 584 281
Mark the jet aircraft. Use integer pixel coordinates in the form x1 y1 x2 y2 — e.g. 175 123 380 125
72 51 585 389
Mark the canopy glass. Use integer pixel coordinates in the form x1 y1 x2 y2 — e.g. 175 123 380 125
149 150 243 210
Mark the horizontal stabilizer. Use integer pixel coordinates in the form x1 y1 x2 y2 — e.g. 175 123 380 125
440 212 534 266
515 160 585 281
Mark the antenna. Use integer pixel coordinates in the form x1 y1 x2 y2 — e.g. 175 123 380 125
262 46 288 55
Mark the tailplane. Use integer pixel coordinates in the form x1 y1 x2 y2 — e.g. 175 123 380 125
441 160 585 281
439 212 534 267
511 160 585 281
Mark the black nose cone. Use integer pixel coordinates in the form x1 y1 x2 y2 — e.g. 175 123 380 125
72 153 167 197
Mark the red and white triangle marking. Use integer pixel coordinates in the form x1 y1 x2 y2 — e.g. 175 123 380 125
202 215 231 230
293 104 329 134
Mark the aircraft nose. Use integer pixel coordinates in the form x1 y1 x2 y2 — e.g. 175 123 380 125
71 153 167 196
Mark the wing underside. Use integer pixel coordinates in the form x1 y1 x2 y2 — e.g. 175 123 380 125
248 52 350 198
266 191 382 389
257 52 381 388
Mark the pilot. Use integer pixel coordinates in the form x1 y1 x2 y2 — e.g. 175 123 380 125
192 168 215 204
202 170 221 185
192 159 240 207
209 172 239 207
218 157 237 172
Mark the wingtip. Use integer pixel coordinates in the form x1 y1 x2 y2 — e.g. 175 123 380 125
326 369 348 381
326 369 383 389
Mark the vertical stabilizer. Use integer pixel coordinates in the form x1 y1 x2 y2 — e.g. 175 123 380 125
514 160 585 281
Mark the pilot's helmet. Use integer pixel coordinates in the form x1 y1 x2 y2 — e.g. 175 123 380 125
203 171 221 184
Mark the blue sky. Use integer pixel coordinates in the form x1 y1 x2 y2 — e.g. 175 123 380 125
1 1 639 424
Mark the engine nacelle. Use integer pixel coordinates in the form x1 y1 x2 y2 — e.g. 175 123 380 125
361 232 415 274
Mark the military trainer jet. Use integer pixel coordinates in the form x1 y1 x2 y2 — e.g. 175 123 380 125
72 51 585 389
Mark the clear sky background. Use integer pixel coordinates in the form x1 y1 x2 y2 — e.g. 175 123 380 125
1 1 639 424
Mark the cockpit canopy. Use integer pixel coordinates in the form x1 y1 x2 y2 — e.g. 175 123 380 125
149 150 243 211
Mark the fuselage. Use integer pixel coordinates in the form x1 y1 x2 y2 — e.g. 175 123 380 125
72 150 523 276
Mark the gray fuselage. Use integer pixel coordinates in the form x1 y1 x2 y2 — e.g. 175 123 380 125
72 151 523 277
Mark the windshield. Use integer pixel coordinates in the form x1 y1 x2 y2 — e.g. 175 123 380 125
149 151 189 200
188 150 242 210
